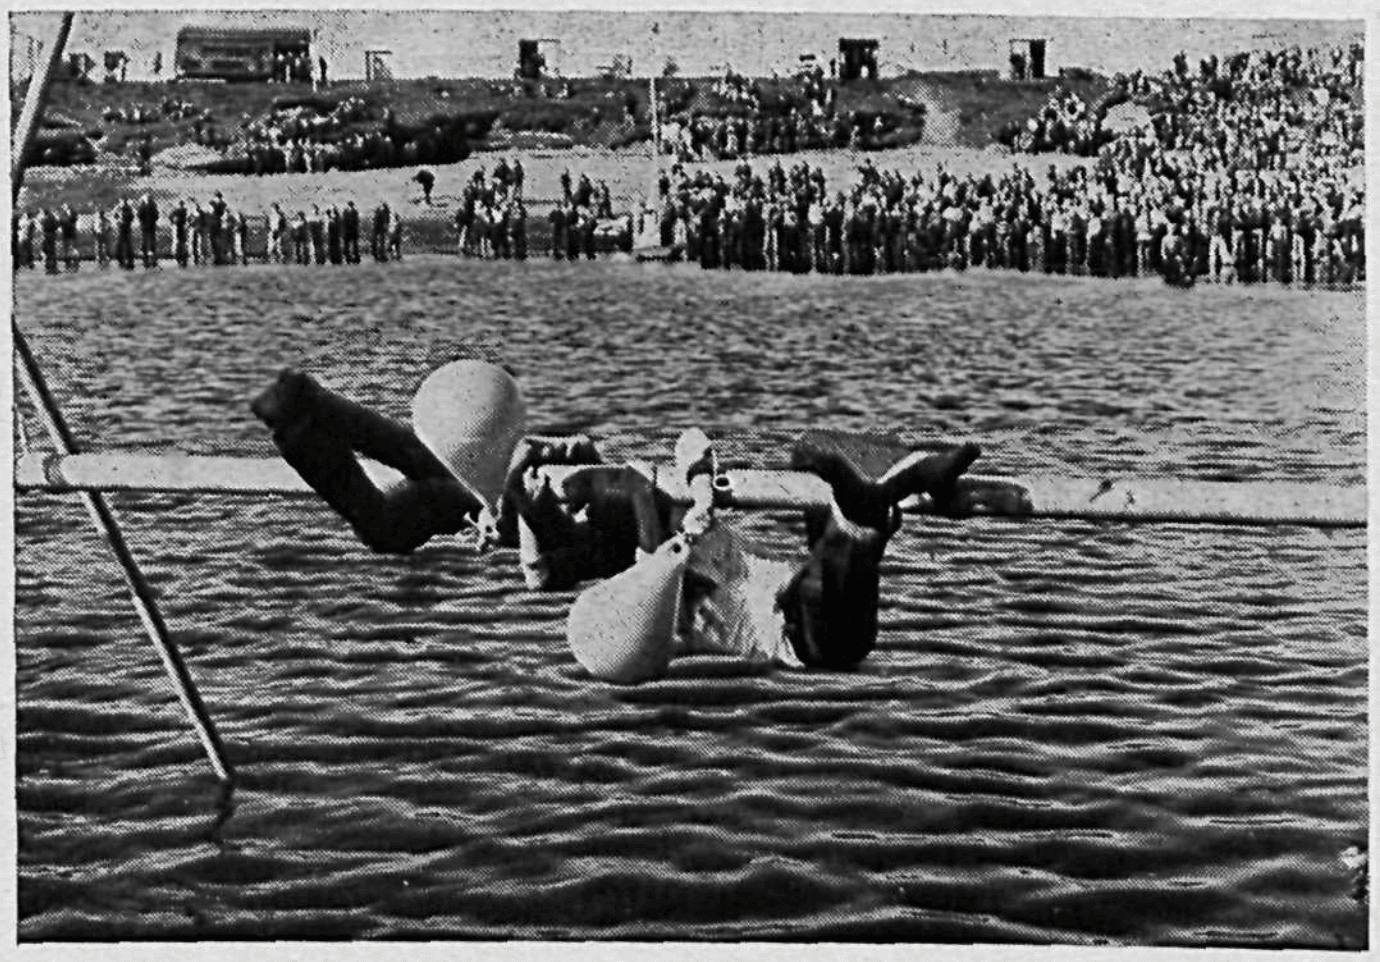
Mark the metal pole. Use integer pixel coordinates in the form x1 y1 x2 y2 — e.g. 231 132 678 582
12 12 234 782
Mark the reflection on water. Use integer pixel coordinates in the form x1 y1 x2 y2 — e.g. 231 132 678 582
13 260 1367 945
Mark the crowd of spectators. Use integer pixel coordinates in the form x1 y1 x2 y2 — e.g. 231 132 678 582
239 98 473 175
270 51 316 85
242 95 374 173
536 151 1362 286
1008 88 1106 156
1012 42 1363 172
655 65 919 161
452 162 622 261
16 43 1364 288
12 193 407 271
102 96 201 125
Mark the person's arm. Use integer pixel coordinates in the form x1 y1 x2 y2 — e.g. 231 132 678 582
501 442 671 591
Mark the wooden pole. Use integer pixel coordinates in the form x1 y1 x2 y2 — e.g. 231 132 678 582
14 451 1367 529
12 13 234 783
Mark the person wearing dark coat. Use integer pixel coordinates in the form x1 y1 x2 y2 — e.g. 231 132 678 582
580 207 597 261
342 201 361 264
137 194 159 268
170 200 189 267
208 191 228 265
327 207 343 265
309 205 327 264
548 204 567 260
40 208 59 274
511 201 528 261
372 203 390 261
116 199 136 269
59 205 79 271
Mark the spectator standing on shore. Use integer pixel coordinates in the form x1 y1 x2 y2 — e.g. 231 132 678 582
94 207 111 267
230 208 248 265
192 201 210 266
170 200 188 266
343 201 361 264
208 191 228 265
292 212 310 265
115 198 136 270
388 207 404 261
454 203 471 257
309 205 327 264
371 203 390 262
18 211 37 269
512 199 528 261
40 209 58 275
548 203 567 260
268 203 287 263
137 194 159 268
59 205 79 271
327 206 344 264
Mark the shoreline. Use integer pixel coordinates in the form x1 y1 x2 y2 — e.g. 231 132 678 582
20 142 1092 214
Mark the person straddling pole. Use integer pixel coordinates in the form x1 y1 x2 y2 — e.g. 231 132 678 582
250 361 981 680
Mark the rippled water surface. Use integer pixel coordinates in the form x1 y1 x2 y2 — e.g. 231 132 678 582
13 260 1367 945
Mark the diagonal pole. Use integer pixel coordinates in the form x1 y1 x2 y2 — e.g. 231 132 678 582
13 13 233 782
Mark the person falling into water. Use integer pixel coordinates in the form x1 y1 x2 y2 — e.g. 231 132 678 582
250 363 982 674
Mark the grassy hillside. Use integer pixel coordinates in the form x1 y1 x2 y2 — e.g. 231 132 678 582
20 70 1113 164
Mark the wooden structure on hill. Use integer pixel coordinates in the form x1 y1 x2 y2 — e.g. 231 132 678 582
1009 38 1049 80
838 38 879 82
175 26 310 82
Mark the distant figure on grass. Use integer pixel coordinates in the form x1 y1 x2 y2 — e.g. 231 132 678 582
136 134 154 176
414 168 436 205
249 362 983 676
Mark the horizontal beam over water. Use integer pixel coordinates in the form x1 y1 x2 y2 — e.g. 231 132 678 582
15 451 1366 528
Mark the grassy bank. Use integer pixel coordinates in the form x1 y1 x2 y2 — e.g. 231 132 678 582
23 69 1112 164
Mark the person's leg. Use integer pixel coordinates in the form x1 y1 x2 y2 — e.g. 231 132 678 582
778 437 981 669
251 369 482 553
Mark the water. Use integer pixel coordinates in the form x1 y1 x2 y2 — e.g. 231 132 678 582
13 260 1367 945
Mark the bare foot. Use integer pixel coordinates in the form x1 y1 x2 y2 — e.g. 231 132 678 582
250 368 317 433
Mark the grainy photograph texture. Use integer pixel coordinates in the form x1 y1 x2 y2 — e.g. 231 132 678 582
9 4 1368 948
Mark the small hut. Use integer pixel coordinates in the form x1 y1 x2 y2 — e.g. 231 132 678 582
1008 38 1048 80
838 38 879 82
